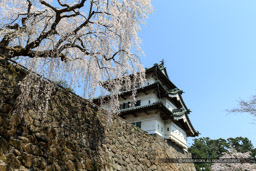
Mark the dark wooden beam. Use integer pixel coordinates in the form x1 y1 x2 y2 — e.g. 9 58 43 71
120 94 127 100
144 110 150 115
143 89 148 95
132 113 137 117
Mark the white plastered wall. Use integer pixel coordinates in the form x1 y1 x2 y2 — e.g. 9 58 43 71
165 120 187 148
161 98 177 111
125 113 165 137
119 90 159 107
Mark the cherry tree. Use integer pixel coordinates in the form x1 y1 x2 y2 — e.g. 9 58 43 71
229 95 256 119
211 149 256 171
0 0 152 114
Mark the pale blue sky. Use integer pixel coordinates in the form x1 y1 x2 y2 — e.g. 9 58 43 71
139 0 256 147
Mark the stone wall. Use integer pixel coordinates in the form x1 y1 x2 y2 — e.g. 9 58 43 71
0 60 196 171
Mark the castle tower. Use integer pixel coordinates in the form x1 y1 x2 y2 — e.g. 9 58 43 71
95 61 198 151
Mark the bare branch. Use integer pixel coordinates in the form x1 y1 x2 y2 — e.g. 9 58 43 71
59 0 87 13
57 0 70 8
54 2 96 50
229 96 256 117
40 0 58 12
27 0 32 14
0 0 152 106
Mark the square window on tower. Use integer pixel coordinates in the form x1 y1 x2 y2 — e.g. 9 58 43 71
135 100 141 107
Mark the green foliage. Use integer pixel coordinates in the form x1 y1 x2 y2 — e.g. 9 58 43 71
188 137 255 171
227 137 254 153
188 137 229 171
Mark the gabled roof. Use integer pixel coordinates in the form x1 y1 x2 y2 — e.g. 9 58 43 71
101 62 176 91
146 64 191 113
145 63 177 90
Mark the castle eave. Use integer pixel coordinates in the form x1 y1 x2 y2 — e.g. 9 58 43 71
120 101 173 120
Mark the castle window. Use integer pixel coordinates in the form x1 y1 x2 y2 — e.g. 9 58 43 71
161 127 163 132
148 100 151 104
167 127 169 131
128 102 131 108
132 122 141 128
135 100 141 107
136 122 141 128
